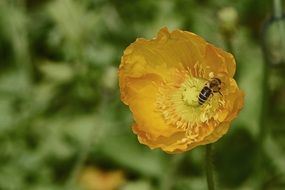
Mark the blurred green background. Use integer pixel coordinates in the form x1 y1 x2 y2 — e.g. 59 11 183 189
1 0 285 190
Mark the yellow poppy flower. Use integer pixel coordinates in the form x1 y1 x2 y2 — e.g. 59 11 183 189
119 27 244 153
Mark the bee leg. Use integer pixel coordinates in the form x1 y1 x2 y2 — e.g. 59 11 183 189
205 93 214 106
206 100 211 106
218 91 223 96
210 92 214 98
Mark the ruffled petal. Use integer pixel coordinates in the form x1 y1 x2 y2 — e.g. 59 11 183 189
123 74 184 139
200 44 234 78
132 124 188 153
119 28 209 84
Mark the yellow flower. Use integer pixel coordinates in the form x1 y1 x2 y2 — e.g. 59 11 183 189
119 27 244 153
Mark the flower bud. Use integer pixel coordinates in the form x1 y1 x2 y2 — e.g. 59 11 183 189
261 16 285 66
218 7 239 37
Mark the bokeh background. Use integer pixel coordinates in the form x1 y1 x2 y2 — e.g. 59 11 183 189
1 0 285 190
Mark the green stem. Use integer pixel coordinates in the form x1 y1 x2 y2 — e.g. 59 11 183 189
206 144 215 190
160 154 184 190
64 129 95 190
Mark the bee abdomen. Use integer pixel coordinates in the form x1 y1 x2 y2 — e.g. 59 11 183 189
198 87 211 105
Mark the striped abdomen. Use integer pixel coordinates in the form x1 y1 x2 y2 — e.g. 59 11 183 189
198 86 212 105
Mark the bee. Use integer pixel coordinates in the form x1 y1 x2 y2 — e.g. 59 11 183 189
198 78 222 105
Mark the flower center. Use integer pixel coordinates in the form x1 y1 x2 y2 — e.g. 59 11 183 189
181 78 205 107
157 72 223 131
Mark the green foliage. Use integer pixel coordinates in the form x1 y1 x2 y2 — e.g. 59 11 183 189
0 0 285 190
